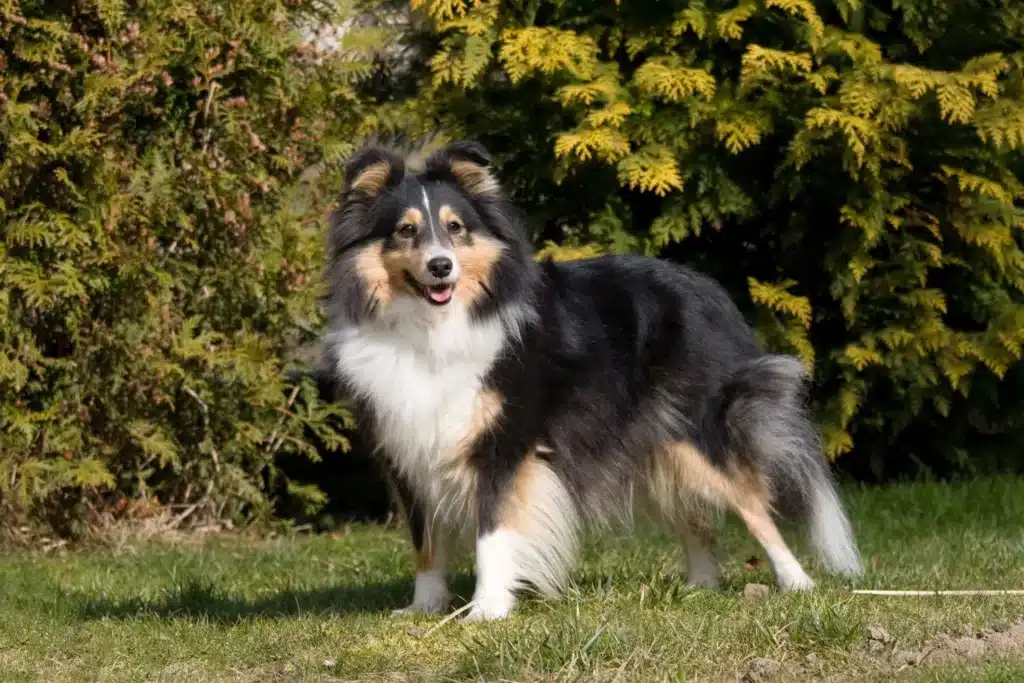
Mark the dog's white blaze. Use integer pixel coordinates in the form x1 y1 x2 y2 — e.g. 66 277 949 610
333 300 508 533
421 185 440 242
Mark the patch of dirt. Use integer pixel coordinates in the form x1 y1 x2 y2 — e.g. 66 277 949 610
722 620 1024 683
741 657 780 682
743 583 771 600
888 620 1024 670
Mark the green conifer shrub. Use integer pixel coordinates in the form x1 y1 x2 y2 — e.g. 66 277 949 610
0 0 384 530
394 0 1024 478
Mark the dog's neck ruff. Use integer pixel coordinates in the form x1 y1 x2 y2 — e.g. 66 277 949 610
331 301 526 530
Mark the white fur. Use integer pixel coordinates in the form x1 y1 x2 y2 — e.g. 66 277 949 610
333 292 578 622
392 568 451 616
391 526 453 617
420 186 438 238
464 530 521 621
510 459 580 598
809 481 864 576
464 461 579 621
332 299 510 533
767 541 816 591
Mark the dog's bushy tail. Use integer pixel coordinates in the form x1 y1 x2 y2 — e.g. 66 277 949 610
701 355 863 577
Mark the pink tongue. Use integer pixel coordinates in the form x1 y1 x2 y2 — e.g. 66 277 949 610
428 285 453 303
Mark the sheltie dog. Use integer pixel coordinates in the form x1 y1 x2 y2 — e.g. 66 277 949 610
322 140 862 622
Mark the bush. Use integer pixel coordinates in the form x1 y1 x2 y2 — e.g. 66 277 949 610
383 0 1024 479
0 0 387 530
4 0 1023 537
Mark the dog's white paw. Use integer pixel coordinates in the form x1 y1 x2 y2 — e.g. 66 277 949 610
777 572 816 592
391 572 451 617
461 593 515 622
390 592 451 617
390 599 449 618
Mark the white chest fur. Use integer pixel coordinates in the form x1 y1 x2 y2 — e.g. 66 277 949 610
331 301 510 527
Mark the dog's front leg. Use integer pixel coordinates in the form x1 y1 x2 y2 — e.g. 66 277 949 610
389 475 452 616
463 451 579 622
463 484 520 622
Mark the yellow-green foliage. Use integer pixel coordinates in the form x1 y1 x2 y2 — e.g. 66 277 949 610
0 0 381 525
408 0 1024 476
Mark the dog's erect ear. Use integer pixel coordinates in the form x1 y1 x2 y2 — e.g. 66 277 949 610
425 140 501 199
343 146 405 198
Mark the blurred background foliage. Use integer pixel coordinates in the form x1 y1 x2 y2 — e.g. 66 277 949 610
2 0 1022 534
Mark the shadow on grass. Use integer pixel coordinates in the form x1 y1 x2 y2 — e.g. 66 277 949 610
74 573 477 624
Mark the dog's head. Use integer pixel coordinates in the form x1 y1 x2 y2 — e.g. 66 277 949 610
327 141 533 325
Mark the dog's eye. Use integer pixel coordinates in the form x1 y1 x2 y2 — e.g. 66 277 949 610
447 221 463 234
396 223 416 239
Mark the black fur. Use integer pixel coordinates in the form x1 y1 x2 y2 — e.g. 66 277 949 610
324 140 861 617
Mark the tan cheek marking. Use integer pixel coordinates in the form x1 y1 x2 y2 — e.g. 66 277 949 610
354 241 392 306
454 237 504 305
355 241 427 306
379 248 422 298
350 161 392 196
450 160 501 197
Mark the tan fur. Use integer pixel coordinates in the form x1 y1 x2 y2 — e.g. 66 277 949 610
350 160 393 196
400 207 424 228
438 204 461 228
486 445 580 598
415 520 442 572
457 389 503 459
650 441 765 514
454 236 504 305
651 441 798 571
354 241 393 306
353 240 423 309
503 452 542 531
450 160 501 197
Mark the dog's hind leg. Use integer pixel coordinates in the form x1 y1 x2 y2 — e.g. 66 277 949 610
730 490 815 591
666 442 815 592
678 511 722 589
700 355 863 580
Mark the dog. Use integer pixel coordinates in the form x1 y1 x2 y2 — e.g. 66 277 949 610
321 140 863 622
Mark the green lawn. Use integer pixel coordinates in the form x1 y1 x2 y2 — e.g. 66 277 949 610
2 477 1023 682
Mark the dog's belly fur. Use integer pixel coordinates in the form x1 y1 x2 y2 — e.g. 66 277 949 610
332 303 509 534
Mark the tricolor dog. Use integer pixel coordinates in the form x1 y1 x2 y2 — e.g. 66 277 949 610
322 141 862 621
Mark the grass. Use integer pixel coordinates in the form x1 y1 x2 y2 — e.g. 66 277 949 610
1 477 1023 682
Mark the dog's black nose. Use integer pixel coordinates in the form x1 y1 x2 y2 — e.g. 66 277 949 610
427 256 453 279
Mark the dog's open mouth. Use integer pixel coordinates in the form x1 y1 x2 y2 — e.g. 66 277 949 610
405 272 454 306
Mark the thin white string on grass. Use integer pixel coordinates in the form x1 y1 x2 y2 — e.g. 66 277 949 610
852 589 1024 596
417 601 476 638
